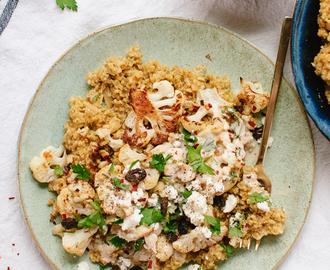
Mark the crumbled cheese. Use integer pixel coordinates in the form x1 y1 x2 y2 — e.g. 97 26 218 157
148 193 159 208
121 208 143 231
223 194 238 213
188 264 202 270
200 226 212 239
172 140 181 148
183 191 207 226
117 257 131 270
159 185 178 200
257 201 270 212
131 187 147 207
77 261 89 270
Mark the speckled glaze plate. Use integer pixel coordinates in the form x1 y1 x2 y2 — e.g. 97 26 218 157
17 17 314 270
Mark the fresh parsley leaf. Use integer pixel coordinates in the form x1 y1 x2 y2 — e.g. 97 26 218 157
140 208 165 226
228 226 243 237
113 177 128 190
111 218 124 225
230 171 237 183
205 215 221 235
56 0 78 11
187 145 215 175
182 129 198 145
74 200 106 232
220 244 235 255
134 238 145 252
182 189 192 199
109 236 126 248
54 165 64 176
129 160 139 170
92 93 100 103
109 162 115 174
249 192 269 203
71 164 91 180
149 154 172 172
163 220 178 233
99 265 105 270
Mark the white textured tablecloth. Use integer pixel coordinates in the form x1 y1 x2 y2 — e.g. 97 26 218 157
1 0 330 269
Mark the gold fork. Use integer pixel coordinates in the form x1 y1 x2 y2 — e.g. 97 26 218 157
243 16 293 251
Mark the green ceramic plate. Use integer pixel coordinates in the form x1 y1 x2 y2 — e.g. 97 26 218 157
17 17 314 270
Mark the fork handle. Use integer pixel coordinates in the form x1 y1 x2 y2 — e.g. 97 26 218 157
256 17 292 165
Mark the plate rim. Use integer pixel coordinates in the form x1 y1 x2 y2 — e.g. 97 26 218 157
17 16 315 270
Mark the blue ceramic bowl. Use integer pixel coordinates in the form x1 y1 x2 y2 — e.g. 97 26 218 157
291 0 330 139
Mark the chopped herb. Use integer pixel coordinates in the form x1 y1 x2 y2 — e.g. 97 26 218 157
182 128 198 145
220 244 235 255
230 171 237 183
227 107 236 114
73 200 106 232
163 220 178 234
109 236 127 248
56 0 78 11
129 160 140 170
71 164 91 180
99 265 105 270
149 154 172 172
134 238 145 252
54 165 64 176
182 190 192 199
109 162 115 174
228 226 243 237
92 94 100 103
111 218 124 225
188 145 215 175
204 215 221 235
102 173 109 178
140 208 165 226
249 192 269 203
113 177 128 190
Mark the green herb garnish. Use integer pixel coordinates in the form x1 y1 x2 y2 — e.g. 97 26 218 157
111 218 124 225
188 145 215 175
249 192 270 204
230 171 237 183
149 154 172 172
92 94 100 103
182 190 193 199
56 0 78 11
140 208 165 226
163 220 178 234
134 238 145 252
182 128 198 145
129 160 140 170
54 165 64 176
205 215 221 235
220 244 235 255
108 236 127 248
71 164 91 180
113 177 128 190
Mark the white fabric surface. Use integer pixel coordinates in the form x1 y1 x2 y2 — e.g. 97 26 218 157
1 0 330 269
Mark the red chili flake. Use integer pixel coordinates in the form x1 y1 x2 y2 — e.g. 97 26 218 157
63 166 69 175
205 104 210 110
252 105 257 112
75 209 78 214
120 179 124 184
248 121 256 128
228 130 234 134
215 170 219 175
131 186 138 193
148 260 153 269
17 253 19 256
193 107 198 112
9 197 15 200
205 54 212 60
193 131 198 135
12 244 15 246
175 151 178 155
8 267 11 270
117 188 120 192
193 143 199 149
61 214 67 220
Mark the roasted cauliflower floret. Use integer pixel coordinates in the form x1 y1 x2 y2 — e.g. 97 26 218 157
181 88 232 136
237 78 270 114
29 145 67 183
62 225 99 256
88 238 119 265
118 144 147 166
57 180 95 217
155 235 174 262
123 82 184 147
172 225 228 253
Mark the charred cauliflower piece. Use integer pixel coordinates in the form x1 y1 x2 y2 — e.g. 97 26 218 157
123 81 184 147
29 145 67 183
237 78 270 114
181 88 232 137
